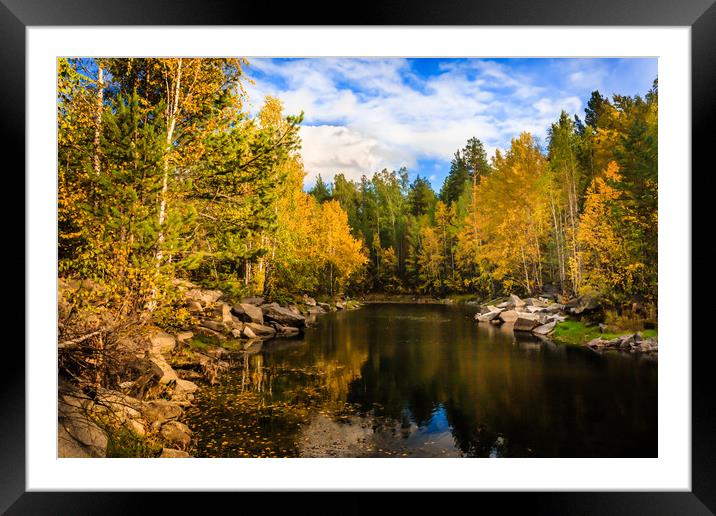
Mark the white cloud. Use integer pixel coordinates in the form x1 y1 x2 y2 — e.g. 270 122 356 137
243 58 598 185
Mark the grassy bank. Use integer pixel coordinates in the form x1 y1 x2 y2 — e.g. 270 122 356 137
552 320 657 346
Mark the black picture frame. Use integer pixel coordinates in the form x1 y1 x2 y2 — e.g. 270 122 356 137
2 0 712 513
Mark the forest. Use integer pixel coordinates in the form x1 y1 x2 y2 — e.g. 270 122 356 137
58 57 658 328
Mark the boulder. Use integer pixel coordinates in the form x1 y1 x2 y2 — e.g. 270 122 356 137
176 331 194 344
639 338 658 352
513 317 539 332
174 379 199 395
211 302 233 324
185 288 222 308
242 325 257 339
275 324 300 336
186 300 203 312
231 303 264 325
194 326 227 341
308 306 324 315
58 394 108 458
261 303 306 328
150 356 179 384
525 305 548 313
149 331 176 355
245 322 277 337
486 305 503 313
510 294 526 308
93 389 143 421
496 301 510 309
200 320 227 333
546 314 568 323
532 321 557 335
317 302 331 311
161 448 191 458
475 310 501 322
335 301 346 310
303 295 317 307
160 421 192 448
127 419 147 437
525 297 547 308
142 400 183 425
565 293 601 315
498 310 520 323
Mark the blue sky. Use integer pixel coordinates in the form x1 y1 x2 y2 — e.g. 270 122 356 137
243 58 657 191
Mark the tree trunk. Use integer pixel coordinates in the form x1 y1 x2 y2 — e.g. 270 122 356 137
149 59 183 311
93 66 103 177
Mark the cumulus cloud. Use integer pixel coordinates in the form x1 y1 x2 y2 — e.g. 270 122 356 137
241 57 651 186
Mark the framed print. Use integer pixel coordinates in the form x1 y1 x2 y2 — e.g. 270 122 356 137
3 0 713 512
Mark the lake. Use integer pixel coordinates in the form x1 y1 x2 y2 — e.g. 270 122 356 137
185 303 657 458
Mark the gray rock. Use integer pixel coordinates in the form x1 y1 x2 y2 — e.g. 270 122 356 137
513 317 539 332
303 295 317 306
242 325 257 339
525 305 548 313
160 448 191 458
174 379 199 395
499 310 520 323
150 356 179 384
160 421 192 448
532 321 556 335
200 320 227 333
510 294 526 308
142 400 183 425
176 331 194 343
194 326 227 341
186 300 203 312
231 303 265 325
261 303 306 328
475 310 501 322
245 322 277 337
565 293 601 315
185 288 222 308
212 302 233 324
58 394 108 458
149 331 176 355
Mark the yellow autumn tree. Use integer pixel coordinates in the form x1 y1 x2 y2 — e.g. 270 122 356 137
316 200 367 295
575 161 650 305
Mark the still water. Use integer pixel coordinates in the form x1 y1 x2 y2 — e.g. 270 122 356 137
186 303 657 458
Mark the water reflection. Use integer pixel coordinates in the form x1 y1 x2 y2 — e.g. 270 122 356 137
187 303 657 457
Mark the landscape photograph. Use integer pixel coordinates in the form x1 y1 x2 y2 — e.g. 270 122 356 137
57 56 658 459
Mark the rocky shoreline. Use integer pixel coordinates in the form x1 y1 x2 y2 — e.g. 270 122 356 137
58 281 360 458
473 293 658 355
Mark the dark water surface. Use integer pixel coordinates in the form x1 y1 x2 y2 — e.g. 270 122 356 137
186 303 657 457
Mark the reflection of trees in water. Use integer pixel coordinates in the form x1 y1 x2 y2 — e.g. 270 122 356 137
191 304 657 457
340 305 657 457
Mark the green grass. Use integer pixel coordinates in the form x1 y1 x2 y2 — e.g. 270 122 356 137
101 423 163 458
552 320 657 346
